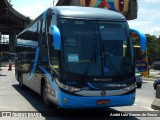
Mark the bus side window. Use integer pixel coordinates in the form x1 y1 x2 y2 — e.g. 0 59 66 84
40 18 48 63
49 34 59 70
48 15 59 71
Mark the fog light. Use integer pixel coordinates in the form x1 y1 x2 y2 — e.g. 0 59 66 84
63 98 68 103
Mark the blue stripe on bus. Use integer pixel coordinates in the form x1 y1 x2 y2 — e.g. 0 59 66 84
27 47 40 80
58 90 135 108
39 66 58 90
87 82 99 90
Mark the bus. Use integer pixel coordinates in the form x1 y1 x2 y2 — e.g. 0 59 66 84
15 6 136 109
134 46 148 77
130 30 148 77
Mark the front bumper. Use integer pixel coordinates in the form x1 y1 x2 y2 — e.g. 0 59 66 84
58 90 135 109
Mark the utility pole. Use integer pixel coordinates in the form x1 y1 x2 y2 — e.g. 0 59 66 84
53 0 58 6
53 0 55 6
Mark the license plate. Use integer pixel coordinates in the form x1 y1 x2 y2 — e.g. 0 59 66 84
97 99 110 105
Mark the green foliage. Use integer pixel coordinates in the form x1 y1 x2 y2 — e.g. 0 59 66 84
132 37 140 46
132 34 160 65
146 34 160 64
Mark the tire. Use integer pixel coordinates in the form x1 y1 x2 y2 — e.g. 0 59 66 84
19 74 24 89
42 82 52 108
155 84 157 90
137 83 142 88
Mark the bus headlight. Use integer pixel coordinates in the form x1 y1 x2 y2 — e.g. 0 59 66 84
55 79 81 92
123 84 135 91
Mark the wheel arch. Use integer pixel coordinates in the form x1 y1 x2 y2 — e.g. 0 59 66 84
41 77 46 96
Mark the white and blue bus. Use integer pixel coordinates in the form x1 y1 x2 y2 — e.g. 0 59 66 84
15 6 136 109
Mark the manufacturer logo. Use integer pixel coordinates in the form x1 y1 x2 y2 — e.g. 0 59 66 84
108 84 127 88
104 67 109 73
101 90 106 96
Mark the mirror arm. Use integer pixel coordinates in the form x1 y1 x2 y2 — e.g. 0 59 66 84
51 26 61 50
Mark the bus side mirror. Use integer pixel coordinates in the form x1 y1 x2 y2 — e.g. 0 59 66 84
51 26 61 50
129 28 146 51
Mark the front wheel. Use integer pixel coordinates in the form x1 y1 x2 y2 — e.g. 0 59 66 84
42 82 52 108
19 74 24 89
137 83 142 88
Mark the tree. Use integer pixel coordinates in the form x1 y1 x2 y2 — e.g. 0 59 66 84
146 34 160 64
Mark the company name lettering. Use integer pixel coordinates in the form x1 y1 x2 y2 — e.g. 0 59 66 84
107 84 127 87
135 64 146 67
93 78 112 82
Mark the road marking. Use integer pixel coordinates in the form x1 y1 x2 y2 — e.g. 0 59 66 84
134 104 154 111
143 80 154 83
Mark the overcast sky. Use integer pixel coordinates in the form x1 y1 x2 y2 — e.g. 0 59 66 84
11 0 160 37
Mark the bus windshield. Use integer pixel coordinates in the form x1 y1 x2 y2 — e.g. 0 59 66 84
58 19 132 77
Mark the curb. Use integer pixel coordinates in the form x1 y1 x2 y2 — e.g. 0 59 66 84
151 98 160 110
151 85 160 110
142 77 156 81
